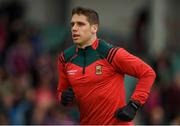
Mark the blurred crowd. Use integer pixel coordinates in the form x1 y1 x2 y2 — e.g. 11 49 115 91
0 1 78 124
0 1 180 125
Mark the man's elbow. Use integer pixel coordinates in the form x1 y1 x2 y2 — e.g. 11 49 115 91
142 66 156 80
149 68 156 80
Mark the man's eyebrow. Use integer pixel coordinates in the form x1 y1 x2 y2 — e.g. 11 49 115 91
71 21 86 25
71 21 85 23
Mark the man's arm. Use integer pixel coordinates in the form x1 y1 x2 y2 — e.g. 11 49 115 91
111 48 156 105
57 52 74 105
111 48 156 121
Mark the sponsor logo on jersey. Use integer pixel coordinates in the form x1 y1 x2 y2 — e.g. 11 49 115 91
67 70 77 75
95 65 102 75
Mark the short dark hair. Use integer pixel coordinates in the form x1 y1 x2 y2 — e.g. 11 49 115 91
72 7 99 26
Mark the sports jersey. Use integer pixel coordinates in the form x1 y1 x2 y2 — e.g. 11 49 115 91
57 39 156 125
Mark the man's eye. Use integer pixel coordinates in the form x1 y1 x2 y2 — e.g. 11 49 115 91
71 23 74 27
77 22 85 26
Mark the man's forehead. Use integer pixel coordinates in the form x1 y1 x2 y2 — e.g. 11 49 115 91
71 14 88 22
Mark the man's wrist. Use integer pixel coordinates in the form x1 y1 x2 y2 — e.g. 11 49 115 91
129 100 141 110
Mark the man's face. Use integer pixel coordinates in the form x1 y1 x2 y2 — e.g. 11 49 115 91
71 14 97 45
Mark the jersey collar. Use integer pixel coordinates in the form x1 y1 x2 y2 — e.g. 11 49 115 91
76 38 99 52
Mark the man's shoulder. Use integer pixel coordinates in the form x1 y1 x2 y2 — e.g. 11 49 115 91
96 39 114 58
63 45 76 62
98 39 114 49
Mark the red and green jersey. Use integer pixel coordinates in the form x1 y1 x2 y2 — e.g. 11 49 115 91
57 39 156 125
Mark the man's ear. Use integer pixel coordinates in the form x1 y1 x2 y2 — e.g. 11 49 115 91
91 24 98 34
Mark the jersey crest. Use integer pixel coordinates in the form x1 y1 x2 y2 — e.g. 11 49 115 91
95 65 103 75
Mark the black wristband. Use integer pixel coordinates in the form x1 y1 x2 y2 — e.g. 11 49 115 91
129 100 141 110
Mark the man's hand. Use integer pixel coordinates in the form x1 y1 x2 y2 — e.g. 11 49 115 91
61 87 75 106
114 101 140 121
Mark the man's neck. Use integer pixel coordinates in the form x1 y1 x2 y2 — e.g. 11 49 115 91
77 36 97 49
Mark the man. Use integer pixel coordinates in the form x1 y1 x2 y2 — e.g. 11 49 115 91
57 6 156 125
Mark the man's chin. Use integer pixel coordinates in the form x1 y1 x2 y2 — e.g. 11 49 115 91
73 40 81 44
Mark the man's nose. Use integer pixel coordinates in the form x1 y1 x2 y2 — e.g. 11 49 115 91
72 24 78 31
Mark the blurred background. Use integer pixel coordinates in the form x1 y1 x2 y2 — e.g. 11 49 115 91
0 0 180 125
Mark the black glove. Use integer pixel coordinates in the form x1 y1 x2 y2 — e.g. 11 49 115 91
114 101 140 121
61 87 75 106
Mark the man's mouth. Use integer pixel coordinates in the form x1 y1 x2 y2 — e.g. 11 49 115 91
73 34 80 37
72 34 80 40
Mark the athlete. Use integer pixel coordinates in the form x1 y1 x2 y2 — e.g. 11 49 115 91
57 6 156 125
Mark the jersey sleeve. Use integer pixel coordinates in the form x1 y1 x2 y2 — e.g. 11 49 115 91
57 52 70 101
110 48 156 105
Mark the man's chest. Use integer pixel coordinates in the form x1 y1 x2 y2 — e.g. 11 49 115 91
65 59 115 86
